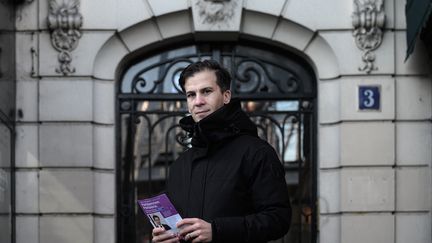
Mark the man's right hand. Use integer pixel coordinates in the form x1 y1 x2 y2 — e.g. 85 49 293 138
152 227 179 243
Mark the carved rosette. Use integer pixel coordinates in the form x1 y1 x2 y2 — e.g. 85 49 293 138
352 0 385 73
47 0 82 75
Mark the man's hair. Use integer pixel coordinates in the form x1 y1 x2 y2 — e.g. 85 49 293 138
178 60 231 93
152 215 159 220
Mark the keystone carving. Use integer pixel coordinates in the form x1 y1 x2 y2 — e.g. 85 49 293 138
47 0 82 75
352 0 385 73
192 0 242 31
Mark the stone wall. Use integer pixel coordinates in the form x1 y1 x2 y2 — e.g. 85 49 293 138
13 1 431 243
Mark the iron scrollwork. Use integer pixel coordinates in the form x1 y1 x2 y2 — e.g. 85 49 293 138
131 59 193 94
234 59 300 94
47 0 83 75
352 0 385 74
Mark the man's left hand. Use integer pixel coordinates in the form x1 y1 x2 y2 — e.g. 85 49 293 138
177 218 212 242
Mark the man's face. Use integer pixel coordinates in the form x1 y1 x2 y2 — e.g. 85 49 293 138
184 70 231 122
153 216 161 225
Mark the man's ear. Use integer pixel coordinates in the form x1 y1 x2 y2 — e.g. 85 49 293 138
223 90 231 104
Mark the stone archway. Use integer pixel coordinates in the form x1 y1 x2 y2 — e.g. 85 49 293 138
91 7 340 243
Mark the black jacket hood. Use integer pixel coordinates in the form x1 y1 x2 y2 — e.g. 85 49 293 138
179 99 258 147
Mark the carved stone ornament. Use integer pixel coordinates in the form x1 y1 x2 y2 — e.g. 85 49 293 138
352 0 385 73
47 0 83 75
192 0 243 32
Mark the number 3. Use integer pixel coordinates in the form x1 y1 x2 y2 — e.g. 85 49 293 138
363 89 375 107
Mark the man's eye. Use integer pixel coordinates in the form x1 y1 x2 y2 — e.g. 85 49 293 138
204 89 212 94
187 93 195 98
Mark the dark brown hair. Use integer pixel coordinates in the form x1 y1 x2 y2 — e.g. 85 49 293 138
178 60 231 93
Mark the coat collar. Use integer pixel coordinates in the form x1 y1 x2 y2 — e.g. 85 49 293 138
179 99 258 148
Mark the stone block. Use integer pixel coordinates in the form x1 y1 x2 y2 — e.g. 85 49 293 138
394 0 407 29
245 0 287 16
396 122 432 166
94 80 115 124
341 167 395 212
16 216 38 243
272 19 315 52
39 170 93 213
15 124 38 168
395 31 430 75
147 0 188 17
16 80 38 122
16 170 38 213
94 217 115 243
319 214 341 243
156 11 192 39
38 31 113 76
40 216 93 243
16 1 38 30
340 76 395 121
80 0 117 29
37 0 49 29
16 32 38 81
304 35 340 79
94 171 115 214
341 213 394 243
93 35 129 80
319 169 340 213
396 167 431 211
0 1 13 29
242 11 278 39
396 76 432 120
384 0 396 29
396 213 432 243
40 79 93 121
39 123 93 167
94 125 115 169
319 31 395 75
318 79 340 123
283 0 353 30
340 122 395 166
119 20 162 52
0 127 11 169
117 0 153 31
0 215 11 243
319 124 340 169
283 0 394 30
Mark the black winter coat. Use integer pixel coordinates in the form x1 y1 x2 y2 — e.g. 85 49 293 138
167 99 291 243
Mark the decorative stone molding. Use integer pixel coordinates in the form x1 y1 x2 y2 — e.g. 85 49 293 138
352 0 385 74
192 0 243 32
47 0 83 75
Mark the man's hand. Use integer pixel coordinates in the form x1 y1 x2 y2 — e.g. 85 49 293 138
152 227 179 243
177 218 212 243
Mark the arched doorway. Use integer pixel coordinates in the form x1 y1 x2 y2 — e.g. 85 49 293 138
117 42 317 243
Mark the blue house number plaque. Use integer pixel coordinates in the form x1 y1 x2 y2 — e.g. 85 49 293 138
359 85 380 110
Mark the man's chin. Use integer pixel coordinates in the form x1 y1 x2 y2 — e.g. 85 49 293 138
193 112 209 122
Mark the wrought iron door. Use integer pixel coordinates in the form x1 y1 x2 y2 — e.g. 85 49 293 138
117 43 317 243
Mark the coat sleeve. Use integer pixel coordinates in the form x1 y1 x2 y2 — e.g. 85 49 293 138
211 145 292 243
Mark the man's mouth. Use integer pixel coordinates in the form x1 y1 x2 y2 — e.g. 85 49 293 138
195 110 209 115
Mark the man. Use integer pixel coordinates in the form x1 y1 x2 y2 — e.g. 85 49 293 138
152 214 172 230
152 60 291 243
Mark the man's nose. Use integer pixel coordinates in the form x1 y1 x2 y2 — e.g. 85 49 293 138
194 94 205 105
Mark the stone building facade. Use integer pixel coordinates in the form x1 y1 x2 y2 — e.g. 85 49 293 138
1 0 431 243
